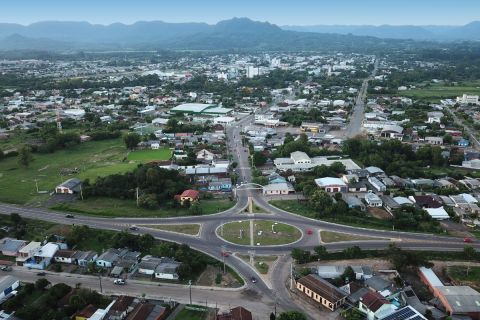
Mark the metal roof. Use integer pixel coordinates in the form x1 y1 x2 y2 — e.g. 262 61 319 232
435 286 480 313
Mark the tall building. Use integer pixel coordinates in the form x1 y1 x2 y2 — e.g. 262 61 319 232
247 66 260 78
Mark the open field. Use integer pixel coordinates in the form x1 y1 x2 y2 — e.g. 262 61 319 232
0 139 136 205
448 266 480 291
127 149 172 161
139 224 200 235
398 82 480 103
219 220 301 246
320 231 389 243
173 305 215 320
50 197 237 218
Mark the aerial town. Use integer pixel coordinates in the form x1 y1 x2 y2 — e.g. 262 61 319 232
1 9 480 320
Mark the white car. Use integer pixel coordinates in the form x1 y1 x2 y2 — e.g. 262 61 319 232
114 279 126 285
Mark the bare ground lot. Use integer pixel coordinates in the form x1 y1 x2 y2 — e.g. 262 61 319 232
195 265 242 288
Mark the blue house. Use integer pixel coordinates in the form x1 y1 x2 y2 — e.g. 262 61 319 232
266 173 287 184
208 178 232 192
24 242 67 270
458 140 469 147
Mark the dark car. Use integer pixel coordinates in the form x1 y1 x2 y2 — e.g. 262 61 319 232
250 276 257 283
65 214 74 218
130 225 138 231
37 272 46 276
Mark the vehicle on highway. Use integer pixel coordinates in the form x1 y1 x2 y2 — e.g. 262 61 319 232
65 214 75 218
464 238 473 243
114 279 126 285
1 266 12 271
244 150 247 152
222 252 228 257
37 271 46 276
306 230 312 234
130 225 138 231
250 276 257 283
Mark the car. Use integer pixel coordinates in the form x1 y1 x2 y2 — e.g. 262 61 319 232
464 238 473 243
65 214 75 218
37 272 46 276
244 150 247 152
130 225 138 231
1 266 12 271
221 252 228 257
114 279 126 285
306 230 312 234
250 276 257 283
234 148 236 151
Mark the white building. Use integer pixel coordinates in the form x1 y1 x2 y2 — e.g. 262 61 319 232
64 109 85 120
456 94 479 104
246 66 260 78
365 193 382 207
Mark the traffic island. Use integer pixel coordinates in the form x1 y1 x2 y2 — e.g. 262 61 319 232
218 220 302 246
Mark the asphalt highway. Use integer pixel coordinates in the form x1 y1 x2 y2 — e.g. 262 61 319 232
1 65 478 318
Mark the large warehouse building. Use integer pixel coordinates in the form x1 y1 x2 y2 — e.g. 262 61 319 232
170 103 233 115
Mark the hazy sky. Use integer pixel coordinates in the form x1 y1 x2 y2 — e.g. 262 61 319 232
3 0 477 26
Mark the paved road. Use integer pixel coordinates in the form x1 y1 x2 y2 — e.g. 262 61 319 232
445 106 480 150
345 57 378 137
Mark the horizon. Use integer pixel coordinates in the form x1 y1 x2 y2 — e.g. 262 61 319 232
1 0 478 26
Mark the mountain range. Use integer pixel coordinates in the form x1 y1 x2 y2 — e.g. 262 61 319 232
0 18 479 52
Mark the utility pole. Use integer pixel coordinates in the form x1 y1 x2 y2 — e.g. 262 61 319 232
189 280 192 305
34 179 38 193
99 276 102 293
136 187 139 207
290 263 294 290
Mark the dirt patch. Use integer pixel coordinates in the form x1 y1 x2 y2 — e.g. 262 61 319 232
369 207 391 219
129 161 135 164
299 258 394 272
440 222 471 237
195 265 242 288
42 194 77 208
239 288 262 302
45 224 72 236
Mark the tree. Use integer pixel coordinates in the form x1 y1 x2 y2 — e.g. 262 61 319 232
252 176 269 186
463 245 476 259
75 282 83 289
278 310 307 320
54 264 62 272
139 233 155 251
9 212 22 226
0 149 4 161
252 151 268 166
343 246 361 259
270 312 276 320
424 309 433 320
314 246 328 259
177 263 192 279
24 282 35 294
309 189 333 212
153 243 174 258
35 278 51 291
330 161 346 174
123 133 141 150
232 162 238 169
17 144 35 168
291 248 310 264
69 295 86 311
297 267 311 278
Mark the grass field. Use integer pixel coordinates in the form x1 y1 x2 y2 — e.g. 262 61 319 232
127 149 172 161
0 139 136 205
133 125 158 135
320 231 389 243
173 305 212 320
397 82 480 103
50 197 237 218
220 220 301 246
139 224 200 235
449 266 480 291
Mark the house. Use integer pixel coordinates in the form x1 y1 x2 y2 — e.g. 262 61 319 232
433 286 480 319
138 255 162 275
106 295 136 320
365 166 385 177
377 306 426 320
314 178 348 193
174 189 199 205
417 267 443 293
0 276 20 300
1 240 26 256
365 276 395 295
72 250 98 266
74 304 98 320
25 242 66 269
424 208 450 220
316 266 373 280
80 135 91 142
16 241 41 266
57 288 78 309
229 307 253 320
154 258 182 280
53 249 78 264
343 197 366 211
56 178 82 194
296 274 348 311
125 303 166 320
96 248 123 268
380 195 400 213
425 137 443 145
115 251 141 273
365 193 382 207
262 183 295 196
411 179 435 188
408 196 442 208
368 177 386 192
358 291 394 320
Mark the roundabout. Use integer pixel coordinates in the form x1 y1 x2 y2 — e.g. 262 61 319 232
218 219 302 246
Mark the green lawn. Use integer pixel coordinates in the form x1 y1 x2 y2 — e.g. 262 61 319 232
49 197 237 218
320 231 389 243
449 266 480 291
174 305 211 320
22 289 45 308
397 83 480 103
255 262 269 274
0 139 135 205
127 149 172 161
139 224 200 235
219 220 301 246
